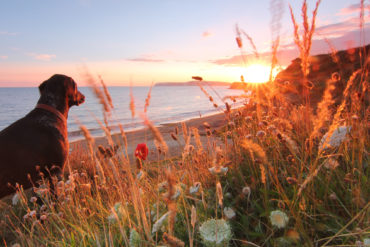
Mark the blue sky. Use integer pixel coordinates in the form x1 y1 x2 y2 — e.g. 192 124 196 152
0 0 368 86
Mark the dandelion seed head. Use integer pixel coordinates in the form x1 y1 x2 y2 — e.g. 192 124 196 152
199 219 232 246
270 210 289 229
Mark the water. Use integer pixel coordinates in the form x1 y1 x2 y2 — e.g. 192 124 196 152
0 85 245 141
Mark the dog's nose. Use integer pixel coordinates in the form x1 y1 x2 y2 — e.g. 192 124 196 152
78 92 85 105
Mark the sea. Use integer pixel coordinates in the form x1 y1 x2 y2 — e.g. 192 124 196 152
0 85 245 142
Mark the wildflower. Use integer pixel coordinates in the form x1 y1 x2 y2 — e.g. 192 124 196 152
12 193 20 206
364 238 370 246
152 211 170 234
323 158 340 170
23 213 29 220
329 192 337 201
286 177 298 185
30 196 37 203
189 182 201 194
208 166 228 176
223 207 236 219
40 214 47 221
242 186 251 199
129 228 141 247
29 210 37 218
136 170 145 180
319 126 351 150
270 210 289 229
135 143 149 160
256 130 266 138
11 244 21 247
245 134 253 139
267 125 276 132
158 181 168 193
199 219 232 247
108 202 124 223
245 116 253 123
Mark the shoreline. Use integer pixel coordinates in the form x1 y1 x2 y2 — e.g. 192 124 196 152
69 110 231 161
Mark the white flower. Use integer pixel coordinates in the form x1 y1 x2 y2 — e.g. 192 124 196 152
242 186 251 198
171 186 181 200
269 210 289 229
208 166 228 176
29 210 37 218
199 219 232 247
108 202 124 223
157 181 168 193
12 193 20 206
256 130 266 138
223 207 236 219
129 228 141 247
152 212 170 234
320 126 351 150
189 182 201 194
364 238 370 246
137 170 145 180
30 196 38 203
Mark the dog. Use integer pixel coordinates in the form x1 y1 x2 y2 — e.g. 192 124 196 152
0 74 85 198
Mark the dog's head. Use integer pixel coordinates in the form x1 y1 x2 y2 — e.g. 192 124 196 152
39 74 85 108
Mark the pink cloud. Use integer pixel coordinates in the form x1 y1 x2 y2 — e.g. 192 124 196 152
338 3 370 16
27 53 56 61
0 55 8 60
202 31 213 38
126 57 164 63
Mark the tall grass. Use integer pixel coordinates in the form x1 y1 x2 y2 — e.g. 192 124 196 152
1 0 369 246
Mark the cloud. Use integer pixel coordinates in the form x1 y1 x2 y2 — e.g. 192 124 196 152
0 56 8 60
126 57 165 63
338 3 370 16
27 53 56 61
211 49 298 67
0 31 18 36
202 31 213 38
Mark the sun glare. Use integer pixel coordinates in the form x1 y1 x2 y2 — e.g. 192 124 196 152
243 64 271 83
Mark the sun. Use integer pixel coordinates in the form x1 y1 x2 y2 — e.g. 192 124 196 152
243 64 271 83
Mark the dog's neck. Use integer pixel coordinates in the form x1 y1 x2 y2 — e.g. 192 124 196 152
37 95 70 119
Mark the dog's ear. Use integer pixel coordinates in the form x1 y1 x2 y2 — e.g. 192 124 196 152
39 81 47 93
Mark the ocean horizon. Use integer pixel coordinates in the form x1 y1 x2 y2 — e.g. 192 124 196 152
0 85 245 142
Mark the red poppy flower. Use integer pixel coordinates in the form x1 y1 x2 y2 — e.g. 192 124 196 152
135 143 149 160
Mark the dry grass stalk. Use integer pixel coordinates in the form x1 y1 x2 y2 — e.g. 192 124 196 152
240 139 268 164
144 118 168 154
82 68 111 114
129 83 135 118
191 205 197 228
289 0 321 95
216 181 223 207
269 0 284 81
163 232 185 247
164 169 177 236
144 82 153 114
181 122 190 146
191 127 203 151
241 30 260 58
98 75 114 109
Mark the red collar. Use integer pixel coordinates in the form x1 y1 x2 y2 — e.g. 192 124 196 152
36 104 67 123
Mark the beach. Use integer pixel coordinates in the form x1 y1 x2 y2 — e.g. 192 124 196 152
70 110 230 162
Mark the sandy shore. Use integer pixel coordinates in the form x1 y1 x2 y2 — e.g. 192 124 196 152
70 111 230 161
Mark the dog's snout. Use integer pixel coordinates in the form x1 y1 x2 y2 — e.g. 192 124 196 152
77 91 85 105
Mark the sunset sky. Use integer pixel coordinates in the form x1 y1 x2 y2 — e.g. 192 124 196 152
0 0 369 86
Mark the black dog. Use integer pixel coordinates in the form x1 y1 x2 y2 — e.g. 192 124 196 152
0 74 85 198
